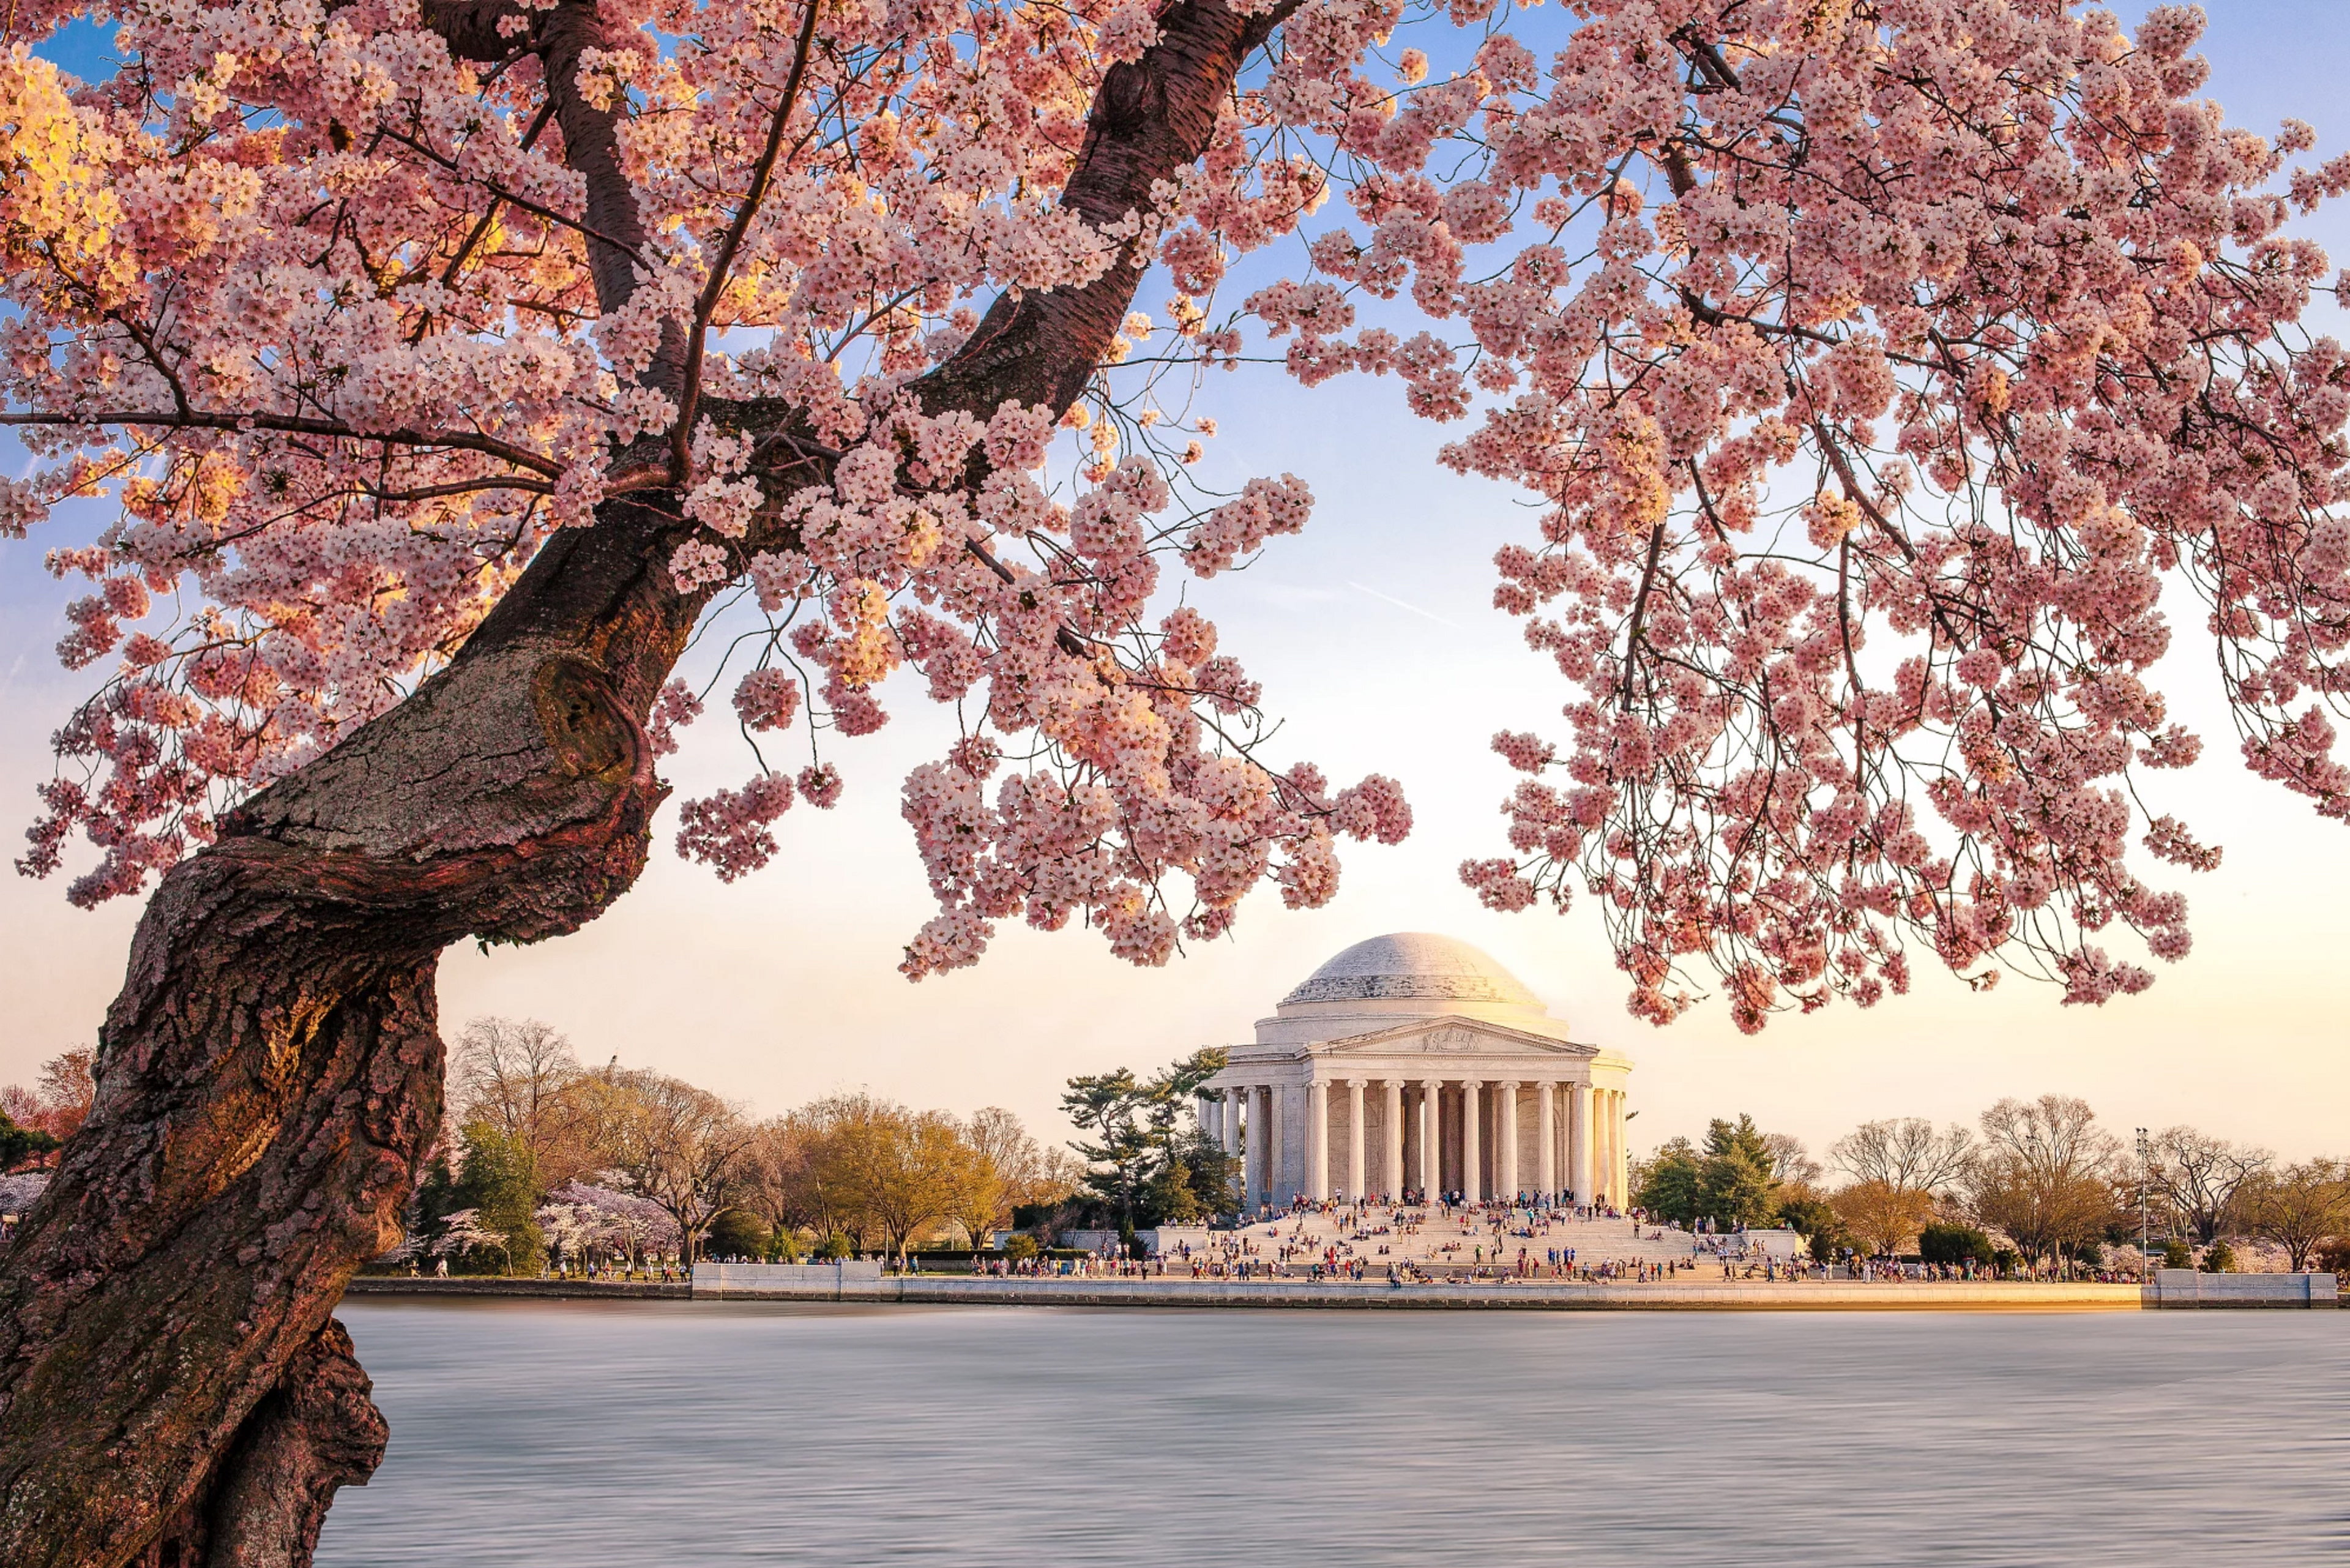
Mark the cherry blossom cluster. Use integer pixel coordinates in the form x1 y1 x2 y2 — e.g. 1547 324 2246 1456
11 0 2346 1018
1222 0 2349 1027
660 397 1411 972
3 0 1387 955
1108 0 2348 1026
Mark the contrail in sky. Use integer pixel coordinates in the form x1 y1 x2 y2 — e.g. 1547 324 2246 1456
1347 580 1459 629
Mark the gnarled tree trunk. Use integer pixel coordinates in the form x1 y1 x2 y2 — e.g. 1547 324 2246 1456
0 2 1284 1562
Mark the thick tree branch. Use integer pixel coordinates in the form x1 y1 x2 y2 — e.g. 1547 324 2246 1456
0 9 1307 1564
673 0 824 479
911 0 1304 424
423 0 685 387
0 408 564 477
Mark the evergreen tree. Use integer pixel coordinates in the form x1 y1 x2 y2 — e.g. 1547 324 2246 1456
0 1111 58 1174
1063 1048 1230 1233
1062 1068 1154 1231
1697 1115 1782 1228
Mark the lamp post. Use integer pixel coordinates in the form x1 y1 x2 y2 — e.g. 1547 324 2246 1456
2136 1127 2151 1282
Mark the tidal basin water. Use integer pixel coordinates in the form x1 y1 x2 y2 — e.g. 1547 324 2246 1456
319 1299 2348 1566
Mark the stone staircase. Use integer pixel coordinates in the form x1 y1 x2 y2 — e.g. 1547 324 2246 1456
1158 1207 1803 1274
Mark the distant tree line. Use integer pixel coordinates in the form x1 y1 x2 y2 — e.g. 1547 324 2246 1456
1633 1097 2350 1276
394 1017 1083 1273
5 1026 1236 1268
0 1050 92 1172
12 1034 2342 1281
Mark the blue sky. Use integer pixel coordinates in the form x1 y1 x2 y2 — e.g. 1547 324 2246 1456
6 4 2349 1161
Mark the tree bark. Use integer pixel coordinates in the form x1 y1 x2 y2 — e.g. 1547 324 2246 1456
0 1 1287 1562
130 1319 389 1568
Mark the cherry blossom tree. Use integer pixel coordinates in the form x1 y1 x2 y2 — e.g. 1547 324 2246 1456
427 1206 516 1272
536 1179 682 1267
2 0 2346 1562
592 1067 755 1261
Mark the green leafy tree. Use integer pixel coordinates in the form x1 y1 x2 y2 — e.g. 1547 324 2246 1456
1777 1192 1852 1264
1633 1139 1704 1226
1919 1222 1997 1267
704 1208 771 1260
1140 1124 1238 1226
453 1121 546 1275
1062 1067 1152 1229
400 1121 543 1274
1064 1048 1229 1230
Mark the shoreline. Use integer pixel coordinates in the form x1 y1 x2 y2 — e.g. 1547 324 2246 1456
344 1274 2338 1311
348 1277 690 1301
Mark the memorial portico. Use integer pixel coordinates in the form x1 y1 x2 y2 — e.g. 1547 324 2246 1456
1202 933 1633 1211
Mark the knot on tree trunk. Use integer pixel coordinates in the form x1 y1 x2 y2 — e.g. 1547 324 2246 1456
215 643 665 948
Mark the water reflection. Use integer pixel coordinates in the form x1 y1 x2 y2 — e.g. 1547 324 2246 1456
320 1300 2350 1566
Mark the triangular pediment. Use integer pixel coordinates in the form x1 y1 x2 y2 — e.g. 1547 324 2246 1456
1307 1015 1597 1058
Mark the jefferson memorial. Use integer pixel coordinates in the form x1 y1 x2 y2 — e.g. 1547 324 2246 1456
1201 933 1632 1212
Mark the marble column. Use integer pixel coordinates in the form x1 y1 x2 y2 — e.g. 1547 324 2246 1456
1255 1085 1275 1209
1307 1080 1330 1202
1223 1086 1241 1156
1269 1082 1289 1206
1592 1089 1610 1207
1461 1079 1482 1203
1384 1080 1405 1201
1497 1081 1520 1201
1597 1089 1611 1206
1239 1087 1256 1211
1602 1089 1619 1206
1346 1079 1367 1201
1535 1081 1557 1201
1569 1080 1592 1204
1417 1080 1438 1200
1613 1090 1629 1207
1607 1091 1626 1212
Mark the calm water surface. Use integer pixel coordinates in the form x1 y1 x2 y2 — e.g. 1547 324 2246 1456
319 1300 2349 1566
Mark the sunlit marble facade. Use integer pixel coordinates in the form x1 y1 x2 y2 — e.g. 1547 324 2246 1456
1201 934 1632 1211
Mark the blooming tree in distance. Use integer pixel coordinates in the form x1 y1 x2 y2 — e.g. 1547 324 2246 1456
535 1179 682 1266
2 0 2347 1561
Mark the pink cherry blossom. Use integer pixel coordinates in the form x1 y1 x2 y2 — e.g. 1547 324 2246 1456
6 0 2343 1020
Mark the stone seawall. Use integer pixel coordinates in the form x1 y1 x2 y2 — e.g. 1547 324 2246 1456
346 1277 691 1300
693 1266 2149 1311
2152 1268 2340 1308
341 1269 2337 1311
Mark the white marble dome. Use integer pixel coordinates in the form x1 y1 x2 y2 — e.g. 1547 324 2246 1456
1278 932 1543 1009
